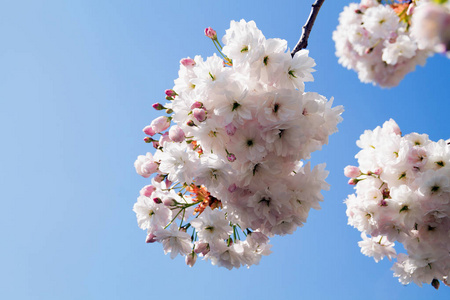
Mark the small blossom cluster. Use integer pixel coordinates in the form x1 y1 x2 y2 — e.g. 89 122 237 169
411 0 450 57
333 0 449 88
134 20 343 269
345 119 450 288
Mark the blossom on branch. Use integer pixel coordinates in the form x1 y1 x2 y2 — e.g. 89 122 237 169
133 19 343 269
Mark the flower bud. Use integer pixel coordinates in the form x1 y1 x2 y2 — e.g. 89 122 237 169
407 3 415 16
152 141 159 149
185 252 197 267
154 174 165 183
169 125 185 143
165 89 177 98
152 103 165 110
228 183 237 193
143 136 152 143
140 185 156 197
166 108 173 114
348 178 358 185
180 57 196 67
190 101 203 109
194 242 210 255
225 123 237 136
159 131 171 147
365 47 374 54
143 125 156 136
146 233 157 243
388 32 398 44
373 168 382 175
344 165 360 178
186 120 195 127
153 197 162 204
163 197 176 207
227 153 236 162
150 116 171 134
204 27 217 40
193 108 207 122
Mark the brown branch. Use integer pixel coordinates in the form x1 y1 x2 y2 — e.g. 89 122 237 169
291 0 325 57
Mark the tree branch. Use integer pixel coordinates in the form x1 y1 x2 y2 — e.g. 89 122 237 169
291 0 325 57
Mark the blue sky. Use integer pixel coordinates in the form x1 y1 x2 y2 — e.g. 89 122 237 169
1 0 449 299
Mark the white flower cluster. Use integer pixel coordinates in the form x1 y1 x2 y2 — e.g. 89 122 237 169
333 0 449 87
345 119 450 288
134 20 343 269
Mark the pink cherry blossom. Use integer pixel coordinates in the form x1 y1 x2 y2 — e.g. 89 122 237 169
169 125 185 142
344 165 360 178
150 116 171 133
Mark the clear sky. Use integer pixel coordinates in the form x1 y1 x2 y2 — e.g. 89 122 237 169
1 0 449 299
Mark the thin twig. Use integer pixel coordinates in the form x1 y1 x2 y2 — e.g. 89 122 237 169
291 0 325 57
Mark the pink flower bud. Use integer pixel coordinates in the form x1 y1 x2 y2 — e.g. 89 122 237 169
180 57 196 67
227 153 236 162
407 3 415 16
163 197 176 206
150 116 171 134
152 103 165 110
186 120 195 127
388 32 398 43
225 123 237 136
154 174 165 183
194 242 210 255
165 178 172 187
143 125 156 136
169 125 185 142
142 161 158 176
146 233 157 243
228 183 237 193
344 165 360 178
193 108 207 122
152 141 159 149
348 178 358 185
140 185 156 197
204 27 217 39
143 136 152 143
165 89 177 98
190 101 203 109
159 131 171 147
153 197 162 204
185 252 197 267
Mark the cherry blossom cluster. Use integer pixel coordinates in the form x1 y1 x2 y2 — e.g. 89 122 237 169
333 0 449 88
411 0 450 57
344 119 450 288
134 20 343 269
